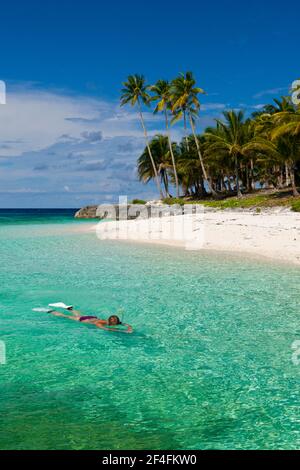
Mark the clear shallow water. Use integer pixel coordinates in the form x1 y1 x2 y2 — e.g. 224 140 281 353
0 210 300 450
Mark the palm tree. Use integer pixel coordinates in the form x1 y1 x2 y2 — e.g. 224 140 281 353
171 71 216 196
120 74 163 198
252 97 295 118
272 110 300 139
251 98 295 189
205 111 250 198
252 93 300 195
252 98 298 189
177 136 208 197
151 80 180 197
204 125 237 193
137 135 175 198
271 109 300 196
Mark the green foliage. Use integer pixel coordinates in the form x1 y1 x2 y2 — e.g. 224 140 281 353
132 192 300 211
162 197 185 206
291 200 300 212
131 199 146 205
137 134 177 198
201 195 271 209
200 192 300 210
120 74 300 201
170 71 205 113
150 79 171 114
120 74 151 107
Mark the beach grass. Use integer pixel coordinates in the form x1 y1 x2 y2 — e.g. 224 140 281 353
131 199 147 205
163 189 300 211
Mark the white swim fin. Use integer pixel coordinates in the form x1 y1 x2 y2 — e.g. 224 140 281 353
48 302 73 310
32 308 53 313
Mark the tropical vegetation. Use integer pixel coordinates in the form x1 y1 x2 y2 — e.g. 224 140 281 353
121 73 300 204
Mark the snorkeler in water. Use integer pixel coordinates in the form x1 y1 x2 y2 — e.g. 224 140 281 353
49 307 133 333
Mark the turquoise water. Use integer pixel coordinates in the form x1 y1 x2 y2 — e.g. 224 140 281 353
1 210 300 450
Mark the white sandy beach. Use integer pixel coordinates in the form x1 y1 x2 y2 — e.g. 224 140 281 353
85 209 300 265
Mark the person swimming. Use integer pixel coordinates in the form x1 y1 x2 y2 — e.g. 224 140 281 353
49 307 133 333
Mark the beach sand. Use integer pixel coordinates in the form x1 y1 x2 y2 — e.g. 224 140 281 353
84 209 300 265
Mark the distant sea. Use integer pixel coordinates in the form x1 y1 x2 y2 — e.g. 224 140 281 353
0 208 300 449
0 208 78 225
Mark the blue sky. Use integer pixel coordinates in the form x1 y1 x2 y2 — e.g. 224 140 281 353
0 0 299 207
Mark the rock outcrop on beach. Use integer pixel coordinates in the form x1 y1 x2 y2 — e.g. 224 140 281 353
75 201 191 220
75 205 99 219
75 204 151 220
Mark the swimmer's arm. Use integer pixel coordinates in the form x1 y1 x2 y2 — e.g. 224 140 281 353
123 323 133 334
67 308 82 317
96 323 133 333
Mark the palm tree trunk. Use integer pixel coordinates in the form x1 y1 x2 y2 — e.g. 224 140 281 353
137 99 163 199
227 175 234 193
200 177 207 197
276 166 284 189
289 164 299 196
163 171 171 198
222 176 227 192
250 159 255 191
246 164 250 192
164 108 179 198
183 183 189 197
285 162 290 187
188 114 217 197
183 111 190 152
158 164 169 198
235 154 242 198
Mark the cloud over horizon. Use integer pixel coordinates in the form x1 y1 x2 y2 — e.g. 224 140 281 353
0 84 167 206
0 82 276 207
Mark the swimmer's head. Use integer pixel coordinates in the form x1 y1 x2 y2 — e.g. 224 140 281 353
108 315 121 326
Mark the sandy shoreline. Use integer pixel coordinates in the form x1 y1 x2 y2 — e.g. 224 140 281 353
81 209 300 266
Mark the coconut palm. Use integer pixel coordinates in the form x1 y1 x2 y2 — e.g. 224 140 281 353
252 92 299 195
170 71 216 196
204 125 237 193
150 80 180 198
252 97 295 118
272 110 300 139
120 74 163 198
124 73 300 200
205 111 252 198
177 135 210 197
252 98 299 190
137 135 176 198
271 109 300 196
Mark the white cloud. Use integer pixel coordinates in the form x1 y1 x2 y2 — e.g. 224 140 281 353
201 103 227 111
105 110 160 123
0 83 234 207
0 85 161 157
0 89 99 156
0 87 185 197
252 104 265 110
253 87 287 100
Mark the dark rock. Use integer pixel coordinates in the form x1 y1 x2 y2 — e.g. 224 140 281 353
74 205 98 219
75 204 151 220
